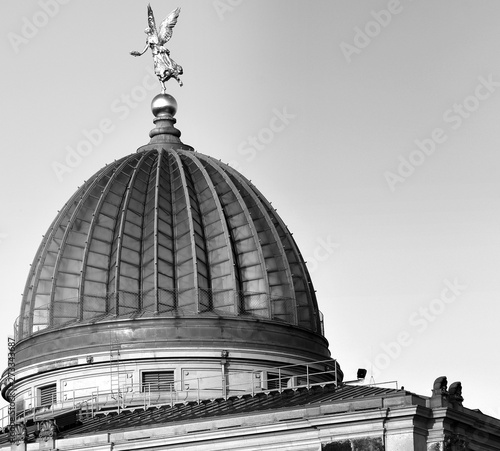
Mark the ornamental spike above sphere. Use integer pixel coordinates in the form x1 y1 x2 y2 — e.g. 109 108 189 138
130 4 184 92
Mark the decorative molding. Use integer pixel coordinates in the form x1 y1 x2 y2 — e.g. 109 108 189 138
444 432 469 451
38 419 57 442
11 423 27 445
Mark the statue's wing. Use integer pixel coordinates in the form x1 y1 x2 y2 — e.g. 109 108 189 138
158 7 181 45
147 4 158 35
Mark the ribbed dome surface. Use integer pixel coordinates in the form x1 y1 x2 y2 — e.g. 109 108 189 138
18 146 321 340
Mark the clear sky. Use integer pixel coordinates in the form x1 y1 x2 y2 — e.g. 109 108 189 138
1 0 499 417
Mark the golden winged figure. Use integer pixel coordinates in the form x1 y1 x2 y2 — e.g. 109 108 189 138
131 5 183 91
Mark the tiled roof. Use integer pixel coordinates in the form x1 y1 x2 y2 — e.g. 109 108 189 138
0 384 410 445
61 384 407 437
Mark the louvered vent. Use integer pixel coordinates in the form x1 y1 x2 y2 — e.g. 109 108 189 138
142 371 175 392
39 383 57 406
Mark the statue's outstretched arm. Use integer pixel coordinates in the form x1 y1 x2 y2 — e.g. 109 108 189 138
130 44 149 57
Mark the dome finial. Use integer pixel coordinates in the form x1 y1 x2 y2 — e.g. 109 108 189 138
147 92 193 150
151 93 177 117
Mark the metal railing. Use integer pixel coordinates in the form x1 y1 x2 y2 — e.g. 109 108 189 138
0 358 339 428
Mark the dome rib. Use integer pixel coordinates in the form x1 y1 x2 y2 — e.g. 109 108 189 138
78 158 129 318
151 149 163 312
170 149 198 310
249 183 320 332
171 150 200 311
53 161 132 324
198 157 272 317
136 153 158 310
132 153 159 308
49 170 106 325
21 164 114 333
180 155 214 303
179 151 238 313
162 151 176 305
108 156 140 313
21 213 61 335
220 163 297 324
112 152 154 314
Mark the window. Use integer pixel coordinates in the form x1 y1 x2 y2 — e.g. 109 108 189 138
141 371 175 392
39 384 57 406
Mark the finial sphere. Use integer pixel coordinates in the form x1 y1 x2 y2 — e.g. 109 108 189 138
152 93 177 117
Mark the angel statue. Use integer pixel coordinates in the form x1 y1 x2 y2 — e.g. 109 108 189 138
131 5 184 91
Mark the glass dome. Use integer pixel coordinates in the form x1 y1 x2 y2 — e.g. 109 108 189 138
17 103 322 341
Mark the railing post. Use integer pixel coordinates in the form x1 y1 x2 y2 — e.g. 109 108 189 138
306 364 310 389
197 378 200 404
251 373 255 397
278 368 282 393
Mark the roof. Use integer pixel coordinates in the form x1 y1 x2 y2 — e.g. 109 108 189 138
0 384 412 445
61 384 408 438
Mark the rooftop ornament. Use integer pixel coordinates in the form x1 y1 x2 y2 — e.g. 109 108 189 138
131 4 184 92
